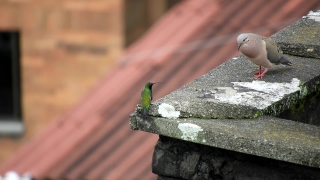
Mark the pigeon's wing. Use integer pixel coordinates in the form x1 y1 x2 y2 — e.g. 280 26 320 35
260 36 282 64
260 36 292 66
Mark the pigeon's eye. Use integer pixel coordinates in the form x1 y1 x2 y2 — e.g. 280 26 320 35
243 38 247 42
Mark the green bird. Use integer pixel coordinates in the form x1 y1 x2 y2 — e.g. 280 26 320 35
141 81 161 118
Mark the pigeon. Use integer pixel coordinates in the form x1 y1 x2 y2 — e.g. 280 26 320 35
237 33 292 79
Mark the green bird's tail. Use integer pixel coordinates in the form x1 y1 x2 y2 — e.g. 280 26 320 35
142 108 149 118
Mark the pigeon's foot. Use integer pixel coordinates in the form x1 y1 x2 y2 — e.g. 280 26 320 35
254 73 265 79
254 67 268 79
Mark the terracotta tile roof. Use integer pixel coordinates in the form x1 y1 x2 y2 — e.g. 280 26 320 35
1 0 320 179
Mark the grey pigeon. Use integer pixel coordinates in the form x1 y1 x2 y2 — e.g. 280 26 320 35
237 33 292 79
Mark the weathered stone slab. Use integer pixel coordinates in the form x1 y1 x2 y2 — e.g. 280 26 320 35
130 114 320 168
273 9 320 59
139 55 320 119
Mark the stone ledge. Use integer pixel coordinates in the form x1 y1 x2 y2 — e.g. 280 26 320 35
273 9 320 59
139 55 320 119
130 114 320 168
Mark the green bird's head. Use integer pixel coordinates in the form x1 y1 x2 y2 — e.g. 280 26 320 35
145 81 161 90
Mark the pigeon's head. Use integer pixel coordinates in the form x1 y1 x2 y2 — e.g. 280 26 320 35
237 33 249 51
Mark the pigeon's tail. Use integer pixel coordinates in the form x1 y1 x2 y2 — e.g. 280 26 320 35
279 56 292 66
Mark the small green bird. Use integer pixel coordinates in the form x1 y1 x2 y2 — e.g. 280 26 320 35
141 81 161 118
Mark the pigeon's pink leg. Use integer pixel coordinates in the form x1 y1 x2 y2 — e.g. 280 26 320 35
254 68 268 79
254 66 262 75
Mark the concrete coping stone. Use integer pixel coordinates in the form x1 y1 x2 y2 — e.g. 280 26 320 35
130 114 320 168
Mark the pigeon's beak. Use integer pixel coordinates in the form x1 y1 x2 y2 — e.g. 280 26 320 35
238 43 242 51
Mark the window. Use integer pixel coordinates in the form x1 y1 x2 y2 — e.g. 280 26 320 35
0 31 24 136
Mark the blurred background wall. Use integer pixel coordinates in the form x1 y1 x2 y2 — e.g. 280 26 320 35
0 0 180 167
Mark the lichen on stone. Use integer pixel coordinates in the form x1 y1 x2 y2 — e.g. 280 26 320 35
158 103 180 119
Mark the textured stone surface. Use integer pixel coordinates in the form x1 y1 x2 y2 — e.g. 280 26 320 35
154 136 320 180
279 89 320 126
135 54 320 119
131 114 320 168
152 143 201 179
273 9 320 59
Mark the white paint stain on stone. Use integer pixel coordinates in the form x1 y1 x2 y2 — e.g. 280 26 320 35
178 123 203 141
307 48 314 52
302 10 320 22
214 78 300 109
158 103 180 119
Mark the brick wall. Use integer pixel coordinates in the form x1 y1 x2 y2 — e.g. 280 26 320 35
0 0 123 166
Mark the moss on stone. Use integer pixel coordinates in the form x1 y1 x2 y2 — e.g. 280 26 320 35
278 83 320 125
300 85 308 98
